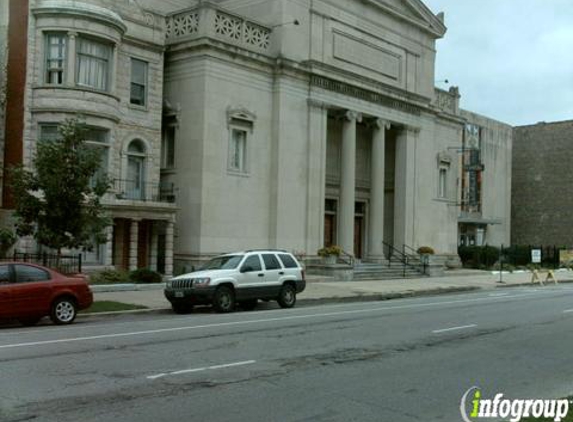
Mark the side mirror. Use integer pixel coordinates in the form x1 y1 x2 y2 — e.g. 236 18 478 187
240 266 253 273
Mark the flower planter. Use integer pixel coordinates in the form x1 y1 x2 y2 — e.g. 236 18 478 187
323 255 337 265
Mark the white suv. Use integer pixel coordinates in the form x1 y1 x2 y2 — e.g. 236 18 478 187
164 250 306 313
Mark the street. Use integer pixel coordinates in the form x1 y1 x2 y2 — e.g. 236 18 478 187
1 286 573 422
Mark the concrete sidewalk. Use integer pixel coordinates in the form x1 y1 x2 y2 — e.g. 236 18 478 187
91 268 573 313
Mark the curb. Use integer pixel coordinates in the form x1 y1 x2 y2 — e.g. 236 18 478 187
82 285 481 317
495 278 573 288
90 283 165 293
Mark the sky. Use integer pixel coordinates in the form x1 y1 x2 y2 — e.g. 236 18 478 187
423 0 573 126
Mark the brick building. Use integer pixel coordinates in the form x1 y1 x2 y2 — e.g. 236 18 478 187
512 120 573 246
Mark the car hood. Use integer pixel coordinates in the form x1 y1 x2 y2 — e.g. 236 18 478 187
171 269 235 280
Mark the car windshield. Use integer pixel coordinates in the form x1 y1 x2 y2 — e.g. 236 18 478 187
200 255 243 270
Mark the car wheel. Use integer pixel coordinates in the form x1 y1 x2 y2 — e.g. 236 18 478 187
19 317 41 327
240 299 258 311
172 303 193 314
213 286 235 313
50 297 77 325
277 284 296 308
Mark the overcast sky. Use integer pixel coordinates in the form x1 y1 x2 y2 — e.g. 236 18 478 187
423 0 573 126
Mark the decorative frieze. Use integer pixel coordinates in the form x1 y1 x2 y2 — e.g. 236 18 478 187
310 75 422 116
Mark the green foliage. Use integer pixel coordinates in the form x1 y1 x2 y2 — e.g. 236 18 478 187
10 118 111 254
317 245 342 257
81 301 147 313
0 227 17 258
458 245 500 268
417 246 435 255
89 269 130 284
129 268 162 284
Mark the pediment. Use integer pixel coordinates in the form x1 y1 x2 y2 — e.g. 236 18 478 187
362 0 446 38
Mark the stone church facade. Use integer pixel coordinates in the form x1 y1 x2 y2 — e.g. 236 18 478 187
0 0 512 273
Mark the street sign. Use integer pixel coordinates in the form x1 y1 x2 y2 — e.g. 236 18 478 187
531 249 541 264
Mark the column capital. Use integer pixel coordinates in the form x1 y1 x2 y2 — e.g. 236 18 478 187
307 98 327 109
67 31 78 38
402 125 421 135
374 118 391 130
344 110 362 123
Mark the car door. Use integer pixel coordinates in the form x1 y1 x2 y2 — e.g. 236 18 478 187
11 264 54 317
237 254 264 300
261 253 283 297
0 264 14 318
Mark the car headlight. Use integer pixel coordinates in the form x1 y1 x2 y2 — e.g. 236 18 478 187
165 280 172 289
193 277 211 287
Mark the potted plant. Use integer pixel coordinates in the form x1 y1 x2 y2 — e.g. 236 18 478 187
317 245 342 265
417 246 435 265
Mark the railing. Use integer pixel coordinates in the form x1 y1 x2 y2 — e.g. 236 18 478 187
113 179 175 203
382 241 426 277
402 243 428 275
338 249 355 268
165 5 271 52
10 252 82 274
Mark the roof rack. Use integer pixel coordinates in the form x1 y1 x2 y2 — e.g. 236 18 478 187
244 248 288 253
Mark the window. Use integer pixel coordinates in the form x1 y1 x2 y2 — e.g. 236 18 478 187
14 265 50 283
39 124 60 142
130 59 147 106
161 125 176 169
262 254 281 270
126 139 146 200
76 37 112 91
85 127 110 184
438 167 447 199
0 265 11 284
278 254 298 268
45 34 66 84
242 255 262 272
229 128 247 173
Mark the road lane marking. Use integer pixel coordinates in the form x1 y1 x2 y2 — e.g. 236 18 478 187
563 309 573 313
147 360 256 380
489 293 509 297
0 291 563 350
432 324 477 334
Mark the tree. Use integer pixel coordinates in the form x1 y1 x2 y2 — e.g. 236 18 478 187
10 118 111 256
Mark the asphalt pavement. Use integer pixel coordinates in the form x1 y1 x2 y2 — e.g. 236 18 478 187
2 284 573 421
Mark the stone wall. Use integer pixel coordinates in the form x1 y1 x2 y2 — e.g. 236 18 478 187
512 120 573 246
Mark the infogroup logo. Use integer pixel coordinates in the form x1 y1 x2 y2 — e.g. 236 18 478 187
460 387 570 422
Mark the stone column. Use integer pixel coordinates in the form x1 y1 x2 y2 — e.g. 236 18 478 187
104 223 113 267
394 126 419 250
368 118 390 259
306 99 328 253
165 220 174 277
111 43 118 93
149 222 158 272
129 219 140 271
339 110 361 255
66 31 77 87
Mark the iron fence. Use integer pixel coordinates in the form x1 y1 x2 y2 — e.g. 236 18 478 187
9 252 82 274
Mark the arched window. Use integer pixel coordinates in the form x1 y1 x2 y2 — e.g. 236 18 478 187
126 139 146 199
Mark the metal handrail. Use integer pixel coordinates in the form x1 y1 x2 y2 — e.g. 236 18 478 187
338 249 355 268
382 241 425 277
402 243 428 275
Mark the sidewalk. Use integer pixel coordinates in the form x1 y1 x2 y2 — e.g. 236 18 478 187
91 268 573 313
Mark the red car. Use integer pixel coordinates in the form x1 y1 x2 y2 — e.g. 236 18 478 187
0 262 93 326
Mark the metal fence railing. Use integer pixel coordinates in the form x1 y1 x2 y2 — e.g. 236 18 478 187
9 252 82 274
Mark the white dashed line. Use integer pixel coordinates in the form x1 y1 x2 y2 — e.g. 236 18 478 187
432 324 477 334
147 360 256 380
